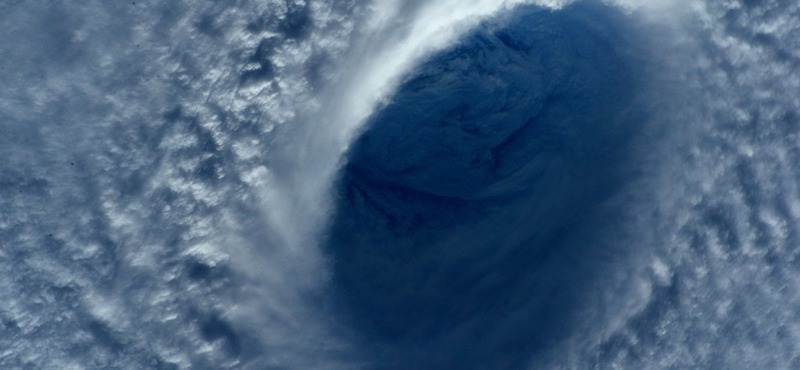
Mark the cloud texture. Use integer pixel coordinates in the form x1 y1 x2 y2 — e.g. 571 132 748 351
1 0 799 369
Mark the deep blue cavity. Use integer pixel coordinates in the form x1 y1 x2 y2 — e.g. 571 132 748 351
324 2 646 368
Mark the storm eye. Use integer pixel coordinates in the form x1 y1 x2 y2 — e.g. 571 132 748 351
325 1 645 367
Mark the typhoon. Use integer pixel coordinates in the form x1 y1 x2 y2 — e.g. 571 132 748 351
0 0 799 369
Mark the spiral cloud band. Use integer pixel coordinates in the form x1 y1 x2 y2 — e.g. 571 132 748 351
1 0 799 369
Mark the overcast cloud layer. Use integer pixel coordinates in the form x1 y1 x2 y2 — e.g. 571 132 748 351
1 0 800 369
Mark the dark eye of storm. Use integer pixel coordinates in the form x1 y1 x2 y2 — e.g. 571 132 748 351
324 2 646 369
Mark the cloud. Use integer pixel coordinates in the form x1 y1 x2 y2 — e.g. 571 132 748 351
592 1 800 368
3 0 799 369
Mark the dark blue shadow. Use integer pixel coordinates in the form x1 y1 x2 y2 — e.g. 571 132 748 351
323 2 648 368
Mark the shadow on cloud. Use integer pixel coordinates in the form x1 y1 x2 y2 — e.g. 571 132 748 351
323 1 650 368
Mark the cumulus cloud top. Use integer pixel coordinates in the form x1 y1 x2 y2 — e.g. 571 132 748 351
2 0 800 369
